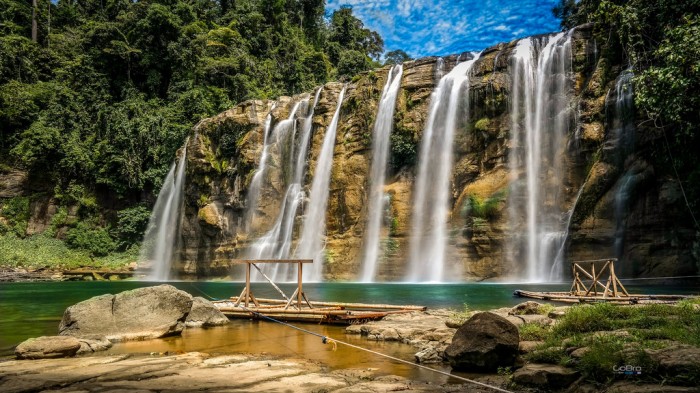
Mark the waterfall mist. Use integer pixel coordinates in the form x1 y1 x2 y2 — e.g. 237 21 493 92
359 65 404 282
248 89 323 282
139 140 188 281
508 32 574 282
295 86 346 281
407 54 480 283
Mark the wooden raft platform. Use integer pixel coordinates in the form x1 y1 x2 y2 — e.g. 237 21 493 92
514 258 699 304
214 259 426 325
213 297 426 324
513 290 695 304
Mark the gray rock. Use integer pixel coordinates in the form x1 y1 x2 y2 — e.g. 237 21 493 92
444 312 520 372
76 336 113 355
185 297 229 327
570 347 590 359
518 341 542 354
512 363 579 388
445 319 463 328
509 301 543 315
15 336 81 359
59 285 193 342
645 344 700 376
414 344 444 364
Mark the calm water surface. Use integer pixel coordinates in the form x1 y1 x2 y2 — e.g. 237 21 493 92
1 281 697 383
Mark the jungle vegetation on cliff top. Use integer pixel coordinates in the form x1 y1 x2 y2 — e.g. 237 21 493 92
0 0 385 263
0 0 699 266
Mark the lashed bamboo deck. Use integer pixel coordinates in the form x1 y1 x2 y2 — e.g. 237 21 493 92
513 289 695 304
515 258 699 304
213 297 426 324
214 259 426 325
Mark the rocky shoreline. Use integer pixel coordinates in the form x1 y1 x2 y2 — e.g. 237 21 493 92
0 266 141 282
2 286 699 392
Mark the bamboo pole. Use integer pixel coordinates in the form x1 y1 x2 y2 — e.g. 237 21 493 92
229 297 427 311
245 263 251 307
297 261 303 310
217 308 351 316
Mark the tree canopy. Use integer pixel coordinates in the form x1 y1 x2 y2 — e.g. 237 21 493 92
0 0 384 251
0 0 384 196
553 0 700 218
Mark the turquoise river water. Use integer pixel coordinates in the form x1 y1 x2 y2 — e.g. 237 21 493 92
1 281 697 383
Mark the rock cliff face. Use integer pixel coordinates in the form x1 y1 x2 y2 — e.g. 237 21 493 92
172 23 698 281
3 24 693 281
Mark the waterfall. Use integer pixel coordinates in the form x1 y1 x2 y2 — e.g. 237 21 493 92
509 32 573 282
139 140 188 281
296 86 346 281
245 103 276 230
611 71 635 260
248 89 322 282
359 65 404 282
407 53 480 283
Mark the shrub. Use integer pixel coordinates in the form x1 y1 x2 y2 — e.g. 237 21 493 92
462 192 505 221
0 196 30 236
65 222 116 257
114 206 151 249
474 118 491 132
519 323 551 341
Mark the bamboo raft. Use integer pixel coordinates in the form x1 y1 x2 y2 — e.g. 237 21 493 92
515 258 699 304
213 259 426 324
513 290 695 304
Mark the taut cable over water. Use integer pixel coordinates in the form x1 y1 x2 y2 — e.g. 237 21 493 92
188 284 513 393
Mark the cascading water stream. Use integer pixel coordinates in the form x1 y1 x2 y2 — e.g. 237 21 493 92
611 71 635 259
249 89 322 282
406 53 480 283
359 65 404 282
248 101 302 260
296 86 346 281
139 139 188 281
245 103 276 230
508 32 573 283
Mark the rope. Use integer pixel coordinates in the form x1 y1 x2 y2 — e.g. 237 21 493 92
187 284 513 393
618 275 700 281
235 304 514 393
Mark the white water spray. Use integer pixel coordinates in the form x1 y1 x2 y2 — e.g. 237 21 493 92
359 65 404 282
249 89 323 281
140 140 188 281
407 53 480 282
296 86 346 281
509 32 573 282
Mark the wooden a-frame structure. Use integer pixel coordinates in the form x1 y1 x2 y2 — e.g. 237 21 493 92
570 258 629 298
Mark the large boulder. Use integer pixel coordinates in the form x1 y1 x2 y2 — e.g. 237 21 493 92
444 312 519 372
59 285 193 342
185 297 229 327
15 336 81 359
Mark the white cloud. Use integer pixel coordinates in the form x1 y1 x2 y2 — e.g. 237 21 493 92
326 0 561 56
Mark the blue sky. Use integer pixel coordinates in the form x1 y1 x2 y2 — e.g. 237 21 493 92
326 0 562 58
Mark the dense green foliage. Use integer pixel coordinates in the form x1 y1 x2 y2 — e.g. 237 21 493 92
0 233 138 269
553 0 700 218
0 0 383 260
